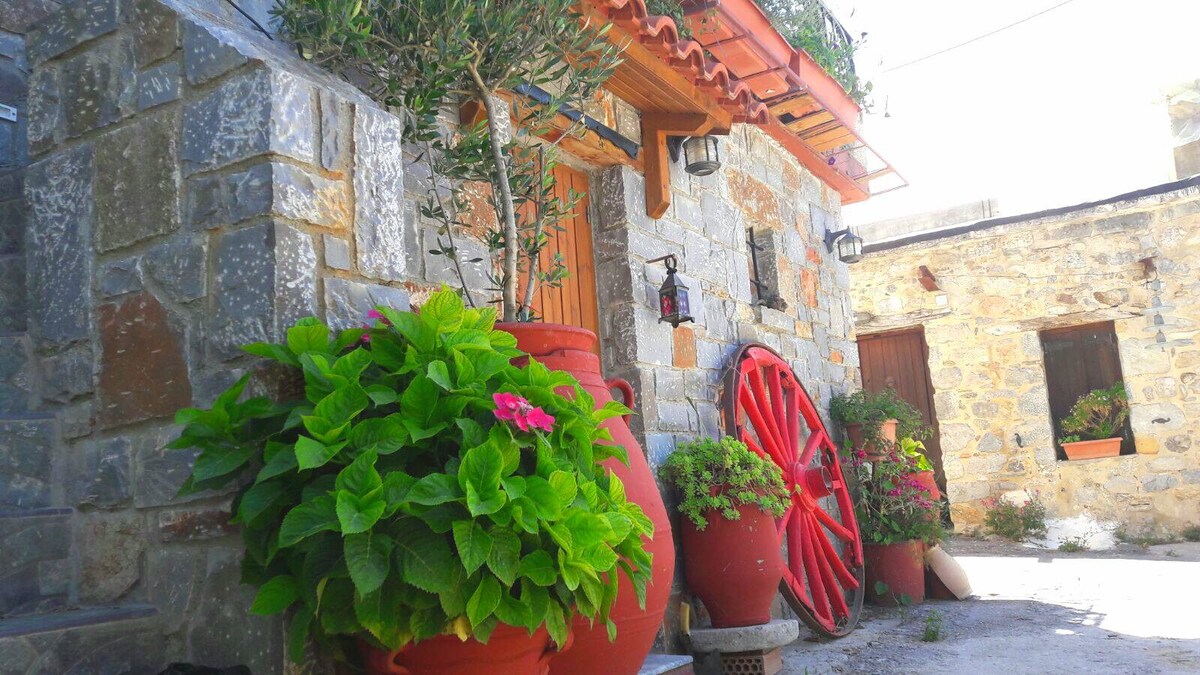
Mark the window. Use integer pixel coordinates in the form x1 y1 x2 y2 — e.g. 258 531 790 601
1039 321 1135 459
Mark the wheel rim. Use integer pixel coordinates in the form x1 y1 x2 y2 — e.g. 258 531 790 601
722 343 864 637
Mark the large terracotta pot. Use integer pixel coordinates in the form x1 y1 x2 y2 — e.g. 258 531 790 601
844 419 898 461
863 540 925 607
498 323 674 675
906 470 941 501
1061 437 1121 460
681 502 783 628
360 625 560 675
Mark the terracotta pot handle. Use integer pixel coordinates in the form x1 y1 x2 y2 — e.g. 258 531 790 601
605 377 635 422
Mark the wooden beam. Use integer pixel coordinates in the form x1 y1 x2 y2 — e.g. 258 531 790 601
641 112 720 219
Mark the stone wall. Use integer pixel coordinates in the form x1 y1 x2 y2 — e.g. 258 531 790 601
3 0 859 668
850 181 1200 537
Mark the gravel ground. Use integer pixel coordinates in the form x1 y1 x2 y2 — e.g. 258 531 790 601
780 537 1200 674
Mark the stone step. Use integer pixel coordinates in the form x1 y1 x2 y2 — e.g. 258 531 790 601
0 508 73 617
0 415 57 509
640 653 695 675
0 605 166 674
0 333 33 415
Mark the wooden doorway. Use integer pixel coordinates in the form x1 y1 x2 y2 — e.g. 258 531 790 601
524 164 600 338
857 328 946 494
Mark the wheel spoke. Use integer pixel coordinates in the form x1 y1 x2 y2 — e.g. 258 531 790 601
786 513 810 605
746 367 790 464
799 429 826 467
739 386 787 466
795 513 832 624
813 503 855 543
806 514 850 619
767 365 790 459
777 503 797 538
811 515 859 589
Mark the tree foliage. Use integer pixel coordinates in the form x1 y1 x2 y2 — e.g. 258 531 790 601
275 0 622 321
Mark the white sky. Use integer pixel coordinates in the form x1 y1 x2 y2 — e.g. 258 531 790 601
821 0 1200 227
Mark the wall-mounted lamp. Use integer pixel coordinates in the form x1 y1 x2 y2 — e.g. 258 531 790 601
824 228 864 264
667 135 721 176
648 254 694 327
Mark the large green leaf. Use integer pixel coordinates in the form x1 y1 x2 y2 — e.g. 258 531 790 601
421 290 465 332
548 470 577 508
192 443 256 482
237 479 287 528
287 321 330 355
426 360 453 391
345 532 394 596
518 551 557 587
336 489 385 534
408 473 461 506
294 435 346 470
459 443 505 516
452 520 493 575
318 577 360 635
250 575 301 615
522 476 561 521
400 375 440 427
356 578 411 650
396 522 457 594
257 442 298 481
279 496 339 546
335 450 382 495
487 528 521 586
348 417 408 455
466 575 501 627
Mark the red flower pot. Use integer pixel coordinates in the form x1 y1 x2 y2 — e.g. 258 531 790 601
906 470 940 501
863 540 925 606
498 323 674 675
360 625 562 675
1061 437 1121 460
844 419 898 461
681 503 784 628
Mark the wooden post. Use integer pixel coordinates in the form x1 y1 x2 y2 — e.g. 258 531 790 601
641 112 721 219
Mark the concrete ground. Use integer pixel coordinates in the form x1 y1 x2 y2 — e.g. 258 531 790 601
781 537 1200 674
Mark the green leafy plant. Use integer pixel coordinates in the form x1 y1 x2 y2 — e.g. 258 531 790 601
982 495 1046 541
922 609 943 642
1057 536 1089 553
872 581 913 612
758 0 872 108
851 451 944 546
832 388 928 454
1184 526 1200 543
1058 383 1129 445
171 289 651 660
659 437 790 530
276 0 621 321
898 437 933 472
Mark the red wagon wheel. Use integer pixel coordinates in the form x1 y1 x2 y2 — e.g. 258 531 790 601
722 343 864 637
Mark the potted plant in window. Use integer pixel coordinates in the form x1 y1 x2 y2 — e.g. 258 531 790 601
848 449 944 606
659 437 790 628
171 290 653 674
831 389 927 461
1058 383 1129 460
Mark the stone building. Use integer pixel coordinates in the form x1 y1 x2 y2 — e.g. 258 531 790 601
850 176 1200 538
0 0 891 670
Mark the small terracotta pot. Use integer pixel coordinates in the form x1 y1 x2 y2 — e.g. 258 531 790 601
681 502 784 628
844 419 898 460
1061 437 1122 460
906 470 940 501
863 540 925 606
360 624 565 675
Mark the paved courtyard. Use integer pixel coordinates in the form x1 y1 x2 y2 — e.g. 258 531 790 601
781 538 1200 674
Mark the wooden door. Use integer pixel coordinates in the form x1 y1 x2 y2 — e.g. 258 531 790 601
857 328 945 493
1040 322 1134 457
526 164 600 337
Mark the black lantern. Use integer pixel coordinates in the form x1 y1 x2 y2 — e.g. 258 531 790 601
668 135 721 176
648 254 694 327
824 228 864 264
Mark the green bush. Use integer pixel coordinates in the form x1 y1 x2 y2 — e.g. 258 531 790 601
831 388 928 453
982 496 1047 541
171 289 650 660
1059 383 1128 444
659 437 790 530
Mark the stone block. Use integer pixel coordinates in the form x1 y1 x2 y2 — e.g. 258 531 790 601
182 68 314 173
157 506 236 543
0 198 26 257
655 368 684 401
319 89 350 172
95 107 179 251
210 221 317 358
672 326 696 369
26 144 93 347
324 234 350 270
133 0 180 66
98 292 192 429
0 256 26 332
0 511 70 613
656 401 695 432
60 401 95 439
183 20 248 84
0 335 32 414
273 161 348 228
99 256 143 297
354 105 406 281
145 546 204 633
142 238 206 303
133 424 212 508
136 59 181 111
688 619 799 653
324 277 410 332
0 417 56 508
26 0 121 66
189 547 282 671
71 437 132 507
41 343 94 403
78 512 145 603
595 165 648 231
1141 474 1178 493
60 36 136 137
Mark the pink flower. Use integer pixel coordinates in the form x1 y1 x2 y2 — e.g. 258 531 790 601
493 392 555 433
366 308 393 326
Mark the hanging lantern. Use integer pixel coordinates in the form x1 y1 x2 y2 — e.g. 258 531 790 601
682 136 721 176
649 254 694 327
824 228 864 264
